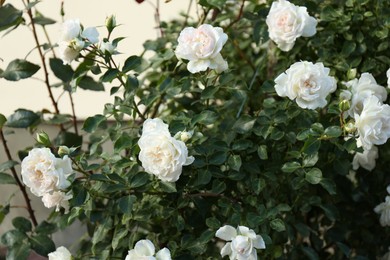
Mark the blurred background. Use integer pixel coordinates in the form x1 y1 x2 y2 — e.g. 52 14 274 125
0 0 195 256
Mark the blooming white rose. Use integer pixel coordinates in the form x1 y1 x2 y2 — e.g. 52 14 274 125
58 19 99 64
352 146 378 171
175 24 228 74
355 95 390 150
274 61 337 109
48 246 72 260
138 118 194 182
344 73 387 117
21 148 73 197
125 239 171 260
374 185 390 227
216 225 265 260
42 191 73 212
266 0 317 51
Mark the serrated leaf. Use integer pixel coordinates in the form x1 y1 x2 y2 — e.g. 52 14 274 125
2 59 40 81
6 109 39 128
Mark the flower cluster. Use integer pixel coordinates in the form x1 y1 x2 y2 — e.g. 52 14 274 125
58 19 99 64
274 61 337 109
216 225 266 260
266 0 317 51
175 24 228 74
341 73 390 170
125 239 171 260
374 185 390 227
138 118 194 182
21 147 73 212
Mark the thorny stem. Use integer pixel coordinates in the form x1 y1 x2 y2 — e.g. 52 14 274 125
25 0 65 131
225 0 246 31
0 130 38 227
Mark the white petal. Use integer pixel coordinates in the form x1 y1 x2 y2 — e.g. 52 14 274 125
134 239 155 256
82 27 99 44
156 248 172 260
216 225 237 241
220 242 232 258
302 16 317 37
238 226 256 239
187 59 210 74
253 235 266 249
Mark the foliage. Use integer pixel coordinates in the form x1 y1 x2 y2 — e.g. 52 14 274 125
0 0 390 259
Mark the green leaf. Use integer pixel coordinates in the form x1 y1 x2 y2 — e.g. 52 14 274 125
281 161 301 173
324 126 342 138
257 145 268 160
118 195 136 214
100 68 119 83
206 217 221 229
158 181 177 193
123 55 142 72
0 4 23 32
30 235 55 256
0 160 18 172
228 155 242 171
302 153 318 167
305 168 322 184
6 109 40 128
78 76 105 91
209 151 228 165
211 179 226 194
302 246 319 260
49 58 74 82
233 116 256 134
0 113 6 128
1 229 27 246
270 218 286 232
201 86 219 100
129 172 149 188
302 137 321 155
92 217 113 247
2 59 40 81
35 221 57 235
320 178 337 195
112 227 128 250
191 110 218 126
33 16 56 25
12 217 31 232
5 242 30 260
82 114 106 133
114 134 133 151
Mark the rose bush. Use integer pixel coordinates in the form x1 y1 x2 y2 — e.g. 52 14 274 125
0 0 390 259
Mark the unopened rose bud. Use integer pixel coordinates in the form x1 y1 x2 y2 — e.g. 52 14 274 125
58 146 70 156
36 132 51 146
105 15 116 33
347 68 357 80
180 131 193 142
345 121 356 133
339 99 351 112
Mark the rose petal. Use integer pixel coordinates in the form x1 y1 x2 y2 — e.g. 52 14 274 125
216 225 237 241
134 239 155 256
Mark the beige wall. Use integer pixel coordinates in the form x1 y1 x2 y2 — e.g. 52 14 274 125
0 0 195 250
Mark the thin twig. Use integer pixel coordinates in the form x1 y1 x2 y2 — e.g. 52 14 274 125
225 0 246 31
68 92 78 135
0 130 38 227
25 0 64 131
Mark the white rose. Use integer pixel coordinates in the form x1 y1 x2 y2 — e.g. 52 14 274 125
138 119 194 182
60 19 81 42
274 61 337 109
125 239 171 260
266 0 317 52
374 186 390 227
21 148 73 197
355 95 390 150
100 41 116 54
352 146 378 171
345 73 387 117
58 38 85 65
42 191 73 213
175 24 228 74
48 246 72 260
216 225 266 260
